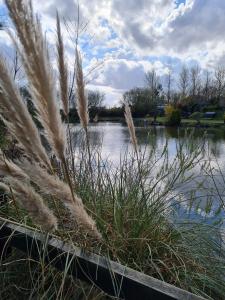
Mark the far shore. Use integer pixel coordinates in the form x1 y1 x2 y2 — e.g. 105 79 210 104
68 117 225 128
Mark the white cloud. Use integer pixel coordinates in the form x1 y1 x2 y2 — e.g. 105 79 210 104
88 58 168 106
87 83 124 107
31 0 225 64
2 0 225 105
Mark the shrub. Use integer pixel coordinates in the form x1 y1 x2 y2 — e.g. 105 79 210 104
165 105 181 126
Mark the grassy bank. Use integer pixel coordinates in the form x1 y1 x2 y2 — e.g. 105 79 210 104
98 116 225 128
158 117 225 127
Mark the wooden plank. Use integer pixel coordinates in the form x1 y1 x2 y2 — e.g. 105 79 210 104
0 222 206 300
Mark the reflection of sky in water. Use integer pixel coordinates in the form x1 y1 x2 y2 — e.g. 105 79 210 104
72 123 225 168
71 123 225 227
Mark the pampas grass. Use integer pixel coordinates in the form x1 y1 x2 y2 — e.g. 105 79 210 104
0 151 28 180
56 12 69 117
0 2 225 299
0 153 57 230
0 57 51 168
76 49 89 130
0 0 101 238
20 160 101 239
5 0 66 162
124 103 138 152
0 179 57 231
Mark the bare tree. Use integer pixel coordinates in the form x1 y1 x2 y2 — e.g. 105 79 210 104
178 65 189 99
202 70 212 102
190 65 201 97
214 67 225 106
165 70 172 104
88 90 104 110
145 69 162 103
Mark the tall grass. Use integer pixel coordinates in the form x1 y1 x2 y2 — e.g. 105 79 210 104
0 1 225 299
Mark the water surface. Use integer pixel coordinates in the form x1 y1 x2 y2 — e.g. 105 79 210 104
72 122 225 226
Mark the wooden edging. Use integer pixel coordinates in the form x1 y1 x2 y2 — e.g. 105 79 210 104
0 222 206 300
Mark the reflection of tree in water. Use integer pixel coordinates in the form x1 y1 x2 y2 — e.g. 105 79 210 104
135 127 156 145
208 142 222 158
165 127 179 139
70 123 225 162
164 126 225 158
165 127 225 142
87 127 103 147
135 126 164 150
70 125 103 149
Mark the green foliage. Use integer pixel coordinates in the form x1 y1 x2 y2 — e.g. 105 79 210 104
165 105 181 126
123 87 159 118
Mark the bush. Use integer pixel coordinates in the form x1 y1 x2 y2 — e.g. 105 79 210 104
165 105 181 126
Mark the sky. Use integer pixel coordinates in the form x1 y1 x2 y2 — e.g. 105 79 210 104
1 0 225 106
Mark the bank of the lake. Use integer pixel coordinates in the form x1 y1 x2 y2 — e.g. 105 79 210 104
96 117 225 128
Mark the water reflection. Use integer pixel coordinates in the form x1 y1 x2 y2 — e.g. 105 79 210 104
71 122 225 226
71 122 225 165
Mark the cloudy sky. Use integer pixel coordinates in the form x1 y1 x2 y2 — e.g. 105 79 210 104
1 0 225 106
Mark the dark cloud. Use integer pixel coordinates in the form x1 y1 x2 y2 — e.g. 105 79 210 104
166 0 225 52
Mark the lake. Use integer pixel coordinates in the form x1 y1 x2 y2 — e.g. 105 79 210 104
72 122 225 227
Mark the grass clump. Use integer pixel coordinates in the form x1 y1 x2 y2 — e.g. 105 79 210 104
0 1 224 299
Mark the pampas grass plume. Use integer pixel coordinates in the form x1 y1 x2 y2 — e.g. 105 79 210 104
56 12 69 117
0 178 57 231
124 103 138 152
76 49 89 130
20 160 101 240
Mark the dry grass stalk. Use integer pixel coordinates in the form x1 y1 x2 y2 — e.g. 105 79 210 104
0 178 57 231
0 57 51 168
20 160 101 239
56 12 69 117
5 0 66 162
76 49 89 130
124 103 138 152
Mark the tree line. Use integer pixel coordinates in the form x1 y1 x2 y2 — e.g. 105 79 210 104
80 65 225 120
19 65 225 121
122 65 225 118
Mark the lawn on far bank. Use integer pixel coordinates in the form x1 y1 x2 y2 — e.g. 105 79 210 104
156 116 225 126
